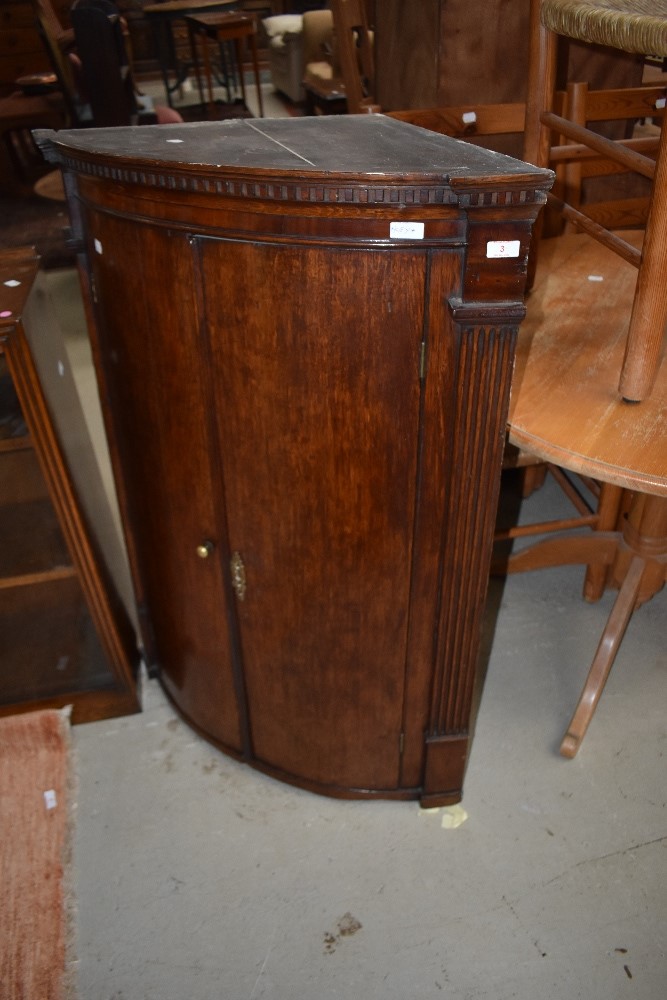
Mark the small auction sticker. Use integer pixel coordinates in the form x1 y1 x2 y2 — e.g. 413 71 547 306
487 240 520 258
390 221 425 240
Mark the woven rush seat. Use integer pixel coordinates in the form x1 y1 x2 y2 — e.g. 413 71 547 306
541 0 667 55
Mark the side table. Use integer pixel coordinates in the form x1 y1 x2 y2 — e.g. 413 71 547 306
187 11 264 116
143 0 238 107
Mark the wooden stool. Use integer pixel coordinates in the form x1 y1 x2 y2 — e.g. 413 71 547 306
524 0 667 401
506 230 667 757
187 12 264 117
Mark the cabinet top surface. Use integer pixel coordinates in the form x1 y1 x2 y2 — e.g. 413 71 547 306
36 115 552 187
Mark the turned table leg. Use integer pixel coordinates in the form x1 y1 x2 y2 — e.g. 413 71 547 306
560 494 667 757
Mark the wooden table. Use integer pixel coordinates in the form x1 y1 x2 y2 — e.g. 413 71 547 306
143 0 238 107
507 231 667 756
186 11 263 116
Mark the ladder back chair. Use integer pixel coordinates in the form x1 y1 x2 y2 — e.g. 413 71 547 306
330 0 378 114
524 0 667 402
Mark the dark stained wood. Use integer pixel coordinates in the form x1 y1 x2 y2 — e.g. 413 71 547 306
374 0 644 113
38 115 552 804
0 247 140 722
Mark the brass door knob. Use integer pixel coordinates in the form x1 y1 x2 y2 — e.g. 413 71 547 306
196 540 214 559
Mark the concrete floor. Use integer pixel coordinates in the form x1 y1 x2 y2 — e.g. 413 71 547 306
45 83 667 998
50 263 667 1000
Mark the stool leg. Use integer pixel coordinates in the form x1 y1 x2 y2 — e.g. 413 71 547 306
619 116 667 401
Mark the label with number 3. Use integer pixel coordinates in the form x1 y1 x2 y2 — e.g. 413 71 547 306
486 240 520 258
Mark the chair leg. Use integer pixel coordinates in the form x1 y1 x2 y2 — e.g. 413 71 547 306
560 554 645 757
619 120 667 402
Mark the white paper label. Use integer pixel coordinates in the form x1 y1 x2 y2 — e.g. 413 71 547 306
44 789 57 810
487 240 520 259
390 221 425 240
94 239 103 255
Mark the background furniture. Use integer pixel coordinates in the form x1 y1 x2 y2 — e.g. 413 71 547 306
143 0 237 106
261 12 304 103
0 0 71 95
37 115 552 805
0 247 140 721
0 87 64 192
524 0 667 402
373 0 645 159
69 0 160 127
330 0 377 114
505 230 666 756
187 9 263 115
301 7 346 114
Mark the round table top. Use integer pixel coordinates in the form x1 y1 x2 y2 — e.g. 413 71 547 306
508 231 667 497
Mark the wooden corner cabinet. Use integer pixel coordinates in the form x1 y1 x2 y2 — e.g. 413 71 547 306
37 116 552 805
0 248 140 721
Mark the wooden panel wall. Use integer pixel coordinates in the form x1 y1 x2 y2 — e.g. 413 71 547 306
374 0 643 113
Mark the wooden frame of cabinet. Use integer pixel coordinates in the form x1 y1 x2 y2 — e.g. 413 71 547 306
37 116 552 804
0 247 140 721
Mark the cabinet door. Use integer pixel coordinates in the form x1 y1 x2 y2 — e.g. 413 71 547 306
84 213 244 753
198 238 426 793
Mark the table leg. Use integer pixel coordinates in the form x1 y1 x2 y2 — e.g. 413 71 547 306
202 31 215 108
233 37 247 109
151 19 175 109
189 24 205 108
248 30 263 117
560 554 644 758
560 494 667 757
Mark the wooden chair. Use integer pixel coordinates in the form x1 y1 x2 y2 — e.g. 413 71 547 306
33 0 75 58
301 8 346 114
493 75 665 614
68 0 183 128
330 0 378 114
524 0 667 402
69 0 155 128
33 0 84 126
